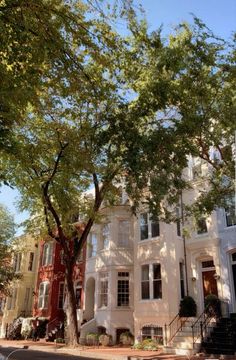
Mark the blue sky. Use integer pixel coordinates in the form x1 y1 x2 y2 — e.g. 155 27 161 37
0 0 235 234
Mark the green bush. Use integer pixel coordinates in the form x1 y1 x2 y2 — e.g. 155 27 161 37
179 296 197 317
132 338 159 351
204 294 221 317
119 331 134 345
86 332 99 345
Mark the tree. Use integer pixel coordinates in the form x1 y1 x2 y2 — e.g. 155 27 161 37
1 5 235 346
119 16 236 217
0 203 17 295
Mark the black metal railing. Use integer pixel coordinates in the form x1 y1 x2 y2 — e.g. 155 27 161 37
191 304 219 347
164 313 187 345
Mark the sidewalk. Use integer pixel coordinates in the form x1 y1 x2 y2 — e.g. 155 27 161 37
0 339 235 360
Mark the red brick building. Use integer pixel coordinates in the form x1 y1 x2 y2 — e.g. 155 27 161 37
33 239 86 339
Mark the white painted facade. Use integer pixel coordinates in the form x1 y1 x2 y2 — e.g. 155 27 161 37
82 178 236 345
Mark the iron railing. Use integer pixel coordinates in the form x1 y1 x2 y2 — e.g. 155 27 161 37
191 302 222 347
164 313 187 345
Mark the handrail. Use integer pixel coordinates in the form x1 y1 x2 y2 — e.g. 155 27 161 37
46 317 60 336
164 313 188 345
191 305 218 346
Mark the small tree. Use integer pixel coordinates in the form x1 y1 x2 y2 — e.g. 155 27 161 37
0 203 17 295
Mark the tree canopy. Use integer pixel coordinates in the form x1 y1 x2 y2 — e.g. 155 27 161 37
0 0 235 345
0 203 16 295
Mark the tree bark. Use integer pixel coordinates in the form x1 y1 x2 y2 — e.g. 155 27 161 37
64 258 78 347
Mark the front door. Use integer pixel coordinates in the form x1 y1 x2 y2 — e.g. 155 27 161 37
202 270 218 298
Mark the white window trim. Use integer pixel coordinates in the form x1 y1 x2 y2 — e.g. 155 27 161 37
38 281 49 309
117 271 130 307
42 242 53 266
117 219 130 248
139 213 160 242
99 272 109 308
140 263 162 301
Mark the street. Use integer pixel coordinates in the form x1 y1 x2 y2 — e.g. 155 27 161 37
0 347 104 360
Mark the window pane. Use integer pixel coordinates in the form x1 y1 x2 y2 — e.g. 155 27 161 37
151 220 160 237
102 224 110 249
153 264 161 279
28 252 34 271
197 218 207 234
140 213 148 240
141 265 149 280
153 280 162 299
117 279 129 306
225 196 236 227
141 282 150 299
118 220 130 247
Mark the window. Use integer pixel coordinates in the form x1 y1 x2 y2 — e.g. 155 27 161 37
141 326 163 343
24 288 30 310
75 281 82 309
202 260 215 269
141 265 150 299
141 264 162 300
179 262 185 299
38 282 49 309
225 196 236 227
7 288 18 310
140 213 159 241
13 253 22 272
102 224 110 250
196 217 208 234
88 233 97 258
118 220 130 248
58 282 65 309
28 252 34 271
117 272 129 307
99 272 108 307
42 242 53 266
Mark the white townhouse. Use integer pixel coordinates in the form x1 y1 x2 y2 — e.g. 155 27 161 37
79 162 236 348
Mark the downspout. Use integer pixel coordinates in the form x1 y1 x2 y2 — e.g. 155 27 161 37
180 191 189 296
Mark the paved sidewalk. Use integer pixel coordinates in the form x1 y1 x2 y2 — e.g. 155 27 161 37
0 339 236 360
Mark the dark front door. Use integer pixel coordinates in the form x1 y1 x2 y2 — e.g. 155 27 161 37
202 270 218 298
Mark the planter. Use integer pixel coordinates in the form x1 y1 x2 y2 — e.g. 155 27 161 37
99 334 111 346
119 332 134 345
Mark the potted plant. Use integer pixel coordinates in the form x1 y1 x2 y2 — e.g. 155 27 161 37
119 331 134 345
99 333 111 346
179 296 197 317
204 294 221 317
86 332 99 345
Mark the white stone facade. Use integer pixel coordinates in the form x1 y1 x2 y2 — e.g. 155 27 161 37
82 186 236 345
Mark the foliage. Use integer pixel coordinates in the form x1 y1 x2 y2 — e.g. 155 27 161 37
99 333 111 346
132 338 159 351
1 0 235 346
119 331 134 345
0 203 18 295
204 294 221 317
179 296 197 317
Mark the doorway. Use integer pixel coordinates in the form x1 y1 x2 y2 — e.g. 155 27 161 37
201 260 218 298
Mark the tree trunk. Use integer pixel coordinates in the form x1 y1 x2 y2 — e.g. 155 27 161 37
65 259 78 347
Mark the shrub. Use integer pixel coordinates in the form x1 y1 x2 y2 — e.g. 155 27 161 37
132 338 159 351
86 332 99 345
179 296 197 317
204 294 221 317
99 333 111 346
119 331 134 345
